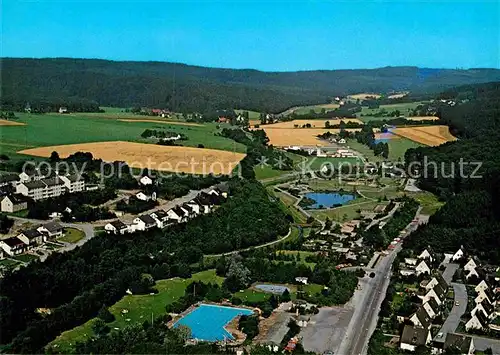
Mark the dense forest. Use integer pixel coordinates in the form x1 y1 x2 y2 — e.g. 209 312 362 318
2 58 500 113
404 82 500 262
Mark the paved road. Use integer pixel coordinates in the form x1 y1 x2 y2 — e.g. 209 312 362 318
434 283 467 343
442 263 459 284
337 207 423 355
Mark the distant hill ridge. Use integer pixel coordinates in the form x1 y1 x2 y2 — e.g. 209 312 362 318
2 57 500 113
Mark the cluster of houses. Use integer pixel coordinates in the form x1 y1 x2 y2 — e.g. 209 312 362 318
0 221 64 257
104 183 229 235
396 247 500 354
283 146 354 158
0 170 90 211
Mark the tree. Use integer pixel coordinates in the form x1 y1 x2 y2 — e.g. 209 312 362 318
97 305 115 323
0 214 14 234
92 318 110 337
175 324 192 342
282 289 291 302
49 151 60 162
223 256 251 292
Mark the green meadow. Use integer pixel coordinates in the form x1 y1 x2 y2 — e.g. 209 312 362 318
0 113 246 160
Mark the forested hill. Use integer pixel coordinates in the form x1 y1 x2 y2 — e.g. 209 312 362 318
2 57 500 113
404 82 500 262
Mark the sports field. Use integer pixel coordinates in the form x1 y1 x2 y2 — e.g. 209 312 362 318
19 141 245 174
0 113 246 159
391 125 457 146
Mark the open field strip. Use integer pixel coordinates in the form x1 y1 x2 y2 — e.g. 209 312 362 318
18 141 246 174
391 125 457 146
48 270 223 353
0 119 26 126
118 119 202 126
261 118 363 129
374 132 401 139
260 128 362 146
406 116 439 121
348 93 381 100
292 103 341 115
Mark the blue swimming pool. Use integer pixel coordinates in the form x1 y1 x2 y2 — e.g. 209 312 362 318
174 304 254 342
303 192 356 209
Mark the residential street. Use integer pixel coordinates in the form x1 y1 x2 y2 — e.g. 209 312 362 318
336 207 425 355
434 283 467 344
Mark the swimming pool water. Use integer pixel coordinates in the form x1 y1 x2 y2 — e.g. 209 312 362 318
304 192 356 209
174 304 253 342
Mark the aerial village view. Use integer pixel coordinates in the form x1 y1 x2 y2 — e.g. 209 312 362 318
0 1 499 355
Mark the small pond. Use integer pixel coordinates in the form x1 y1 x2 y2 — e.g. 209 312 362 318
302 192 356 209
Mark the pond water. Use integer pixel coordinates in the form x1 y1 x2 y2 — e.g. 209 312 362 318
303 192 356 209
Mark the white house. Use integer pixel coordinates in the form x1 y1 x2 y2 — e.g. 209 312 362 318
464 258 478 273
452 247 464 261
471 299 494 319
295 277 308 285
475 289 494 305
139 176 153 186
405 258 418 266
17 228 45 246
132 215 157 231
410 307 432 329
418 249 433 262
166 208 184 223
37 221 64 239
104 220 129 235
150 210 168 228
415 261 431 276
475 280 489 294
420 285 446 306
465 312 489 331
0 237 27 256
135 192 151 201
1 194 29 213
185 200 201 215
59 174 85 193
400 325 432 352
422 298 440 319
465 267 479 280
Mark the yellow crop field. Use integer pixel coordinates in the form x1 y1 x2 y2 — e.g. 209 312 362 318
18 141 245 174
391 125 457 146
0 119 26 126
118 119 202 126
261 118 363 129
408 116 439 121
348 93 381 100
260 128 362 146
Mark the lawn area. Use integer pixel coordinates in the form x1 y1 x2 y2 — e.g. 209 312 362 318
310 198 383 222
269 188 308 224
0 258 22 268
275 250 317 268
357 102 426 122
48 269 223 353
58 228 85 244
254 165 292 180
234 109 261 120
1 113 246 160
292 103 340 115
406 191 444 215
13 253 39 263
347 134 422 162
233 289 271 303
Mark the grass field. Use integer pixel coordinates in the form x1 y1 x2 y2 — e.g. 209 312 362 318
13 253 39 263
0 113 246 160
235 109 261 120
406 191 444 215
233 289 271 303
254 165 292 180
292 103 340 115
275 250 317 268
0 258 22 268
49 270 223 352
118 119 202 126
19 141 246 174
262 118 363 129
310 198 375 222
357 101 427 122
391 125 457 146
59 228 85 244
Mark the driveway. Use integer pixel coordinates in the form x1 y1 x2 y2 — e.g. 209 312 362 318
434 283 467 343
